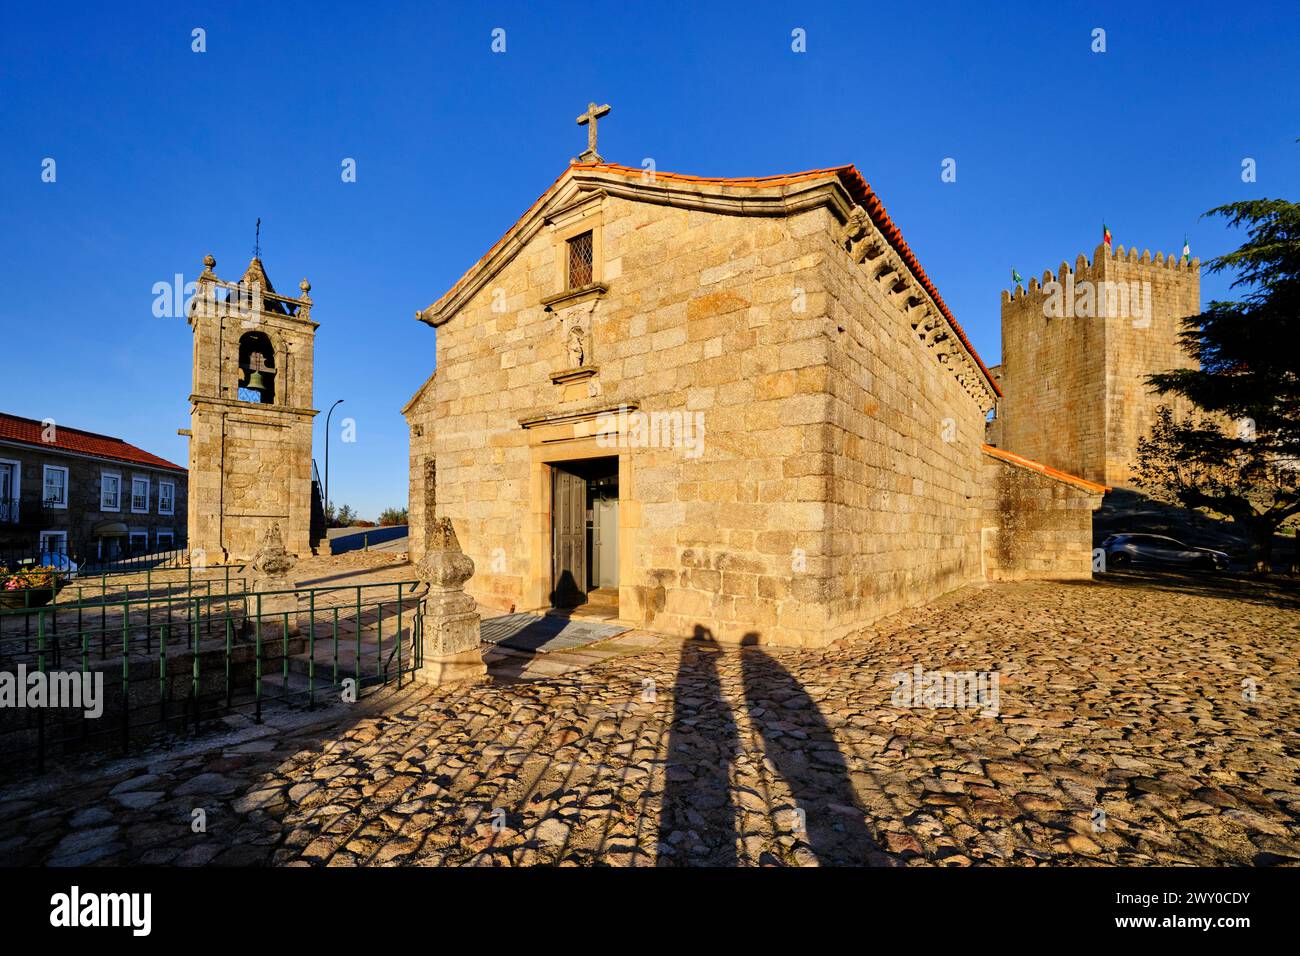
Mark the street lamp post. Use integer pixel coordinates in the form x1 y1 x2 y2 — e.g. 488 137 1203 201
324 399 344 525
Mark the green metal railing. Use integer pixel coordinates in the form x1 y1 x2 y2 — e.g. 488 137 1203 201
1 566 254 652
0 579 425 772
1 564 249 609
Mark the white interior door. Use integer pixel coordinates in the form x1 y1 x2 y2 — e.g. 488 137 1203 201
593 497 619 588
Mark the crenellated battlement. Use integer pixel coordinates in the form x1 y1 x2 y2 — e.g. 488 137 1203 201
993 234 1201 489
1002 243 1200 305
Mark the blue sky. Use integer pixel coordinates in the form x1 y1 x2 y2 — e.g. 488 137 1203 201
1 1 1296 519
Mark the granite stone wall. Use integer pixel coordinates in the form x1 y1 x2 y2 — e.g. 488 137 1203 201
979 449 1104 580
406 168 1099 646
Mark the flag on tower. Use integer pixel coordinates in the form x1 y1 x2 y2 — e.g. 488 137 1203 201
1103 223 1112 248
1011 267 1024 289
1181 237 1190 263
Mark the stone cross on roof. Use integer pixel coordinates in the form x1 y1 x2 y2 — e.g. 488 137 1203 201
574 101 611 164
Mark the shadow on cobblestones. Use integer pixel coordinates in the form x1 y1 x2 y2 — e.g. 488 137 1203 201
740 634 881 865
2 575 1296 867
655 626 884 866
1083 568 1300 611
657 628 739 865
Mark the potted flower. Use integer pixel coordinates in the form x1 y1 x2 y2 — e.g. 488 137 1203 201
0 565 66 609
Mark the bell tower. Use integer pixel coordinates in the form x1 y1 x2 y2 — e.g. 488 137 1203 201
187 253 319 562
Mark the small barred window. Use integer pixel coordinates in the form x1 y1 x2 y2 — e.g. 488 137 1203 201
567 231 594 289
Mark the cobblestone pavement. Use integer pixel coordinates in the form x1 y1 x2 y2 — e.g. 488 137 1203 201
1 571 1297 867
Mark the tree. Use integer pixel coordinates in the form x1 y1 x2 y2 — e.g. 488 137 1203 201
1135 407 1299 571
377 506 409 526
1137 198 1300 572
334 503 357 527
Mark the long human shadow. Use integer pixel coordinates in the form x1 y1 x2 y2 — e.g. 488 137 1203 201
739 633 880 865
656 626 740 866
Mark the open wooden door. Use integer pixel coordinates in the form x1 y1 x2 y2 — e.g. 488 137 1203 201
551 466 587 607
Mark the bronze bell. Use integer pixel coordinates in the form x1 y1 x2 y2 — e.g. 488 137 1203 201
245 370 270 393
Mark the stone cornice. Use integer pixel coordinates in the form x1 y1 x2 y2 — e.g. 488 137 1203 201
189 394 319 419
549 366 599 386
836 201 999 411
518 400 640 430
540 282 608 311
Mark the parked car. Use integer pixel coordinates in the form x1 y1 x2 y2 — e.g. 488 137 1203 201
1102 533 1229 571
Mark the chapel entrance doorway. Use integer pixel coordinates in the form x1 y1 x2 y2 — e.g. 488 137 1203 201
549 456 619 611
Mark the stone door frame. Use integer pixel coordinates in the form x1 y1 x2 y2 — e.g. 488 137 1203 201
521 426 639 623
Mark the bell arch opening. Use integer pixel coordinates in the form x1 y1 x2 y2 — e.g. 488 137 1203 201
237 331 277 404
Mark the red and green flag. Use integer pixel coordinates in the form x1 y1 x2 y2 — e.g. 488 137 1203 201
1103 223 1112 248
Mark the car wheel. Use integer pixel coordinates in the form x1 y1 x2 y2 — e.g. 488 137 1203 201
1108 551 1130 568
1193 555 1217 572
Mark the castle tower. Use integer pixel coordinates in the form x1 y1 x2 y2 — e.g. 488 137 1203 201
187 254 319 562
990 244 1199 488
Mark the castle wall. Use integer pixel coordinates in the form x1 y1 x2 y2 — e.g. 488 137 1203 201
995 246 1199 487
996 260 1108 483
1099 248 1200 485
978 448 1104 580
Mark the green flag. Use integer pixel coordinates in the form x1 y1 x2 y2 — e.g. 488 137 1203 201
1181 236 1190 263
1011 267 1024 288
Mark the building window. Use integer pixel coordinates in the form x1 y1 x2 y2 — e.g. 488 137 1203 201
42 465 69 509
157 529 174 550
567 231 594 289
131 476 150 514
100 471 121 511
128 529 148 554
158 480 175 516
0 459 21 523
39 530 68 556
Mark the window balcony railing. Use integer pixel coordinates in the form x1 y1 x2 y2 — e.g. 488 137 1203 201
0 498 17 523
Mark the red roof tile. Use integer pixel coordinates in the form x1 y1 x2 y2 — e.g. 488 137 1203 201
424 162 1000 396
981 444 1110 494
0 413 185 473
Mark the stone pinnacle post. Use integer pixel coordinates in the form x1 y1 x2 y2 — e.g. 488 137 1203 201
250 521 299 636
413 517 486 685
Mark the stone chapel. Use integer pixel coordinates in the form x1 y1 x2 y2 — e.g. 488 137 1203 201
403 125 1113 647
403 106 1118 650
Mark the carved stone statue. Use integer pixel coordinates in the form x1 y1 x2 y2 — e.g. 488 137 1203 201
249 521 298 630
251 522 296 582
567 324 585 368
